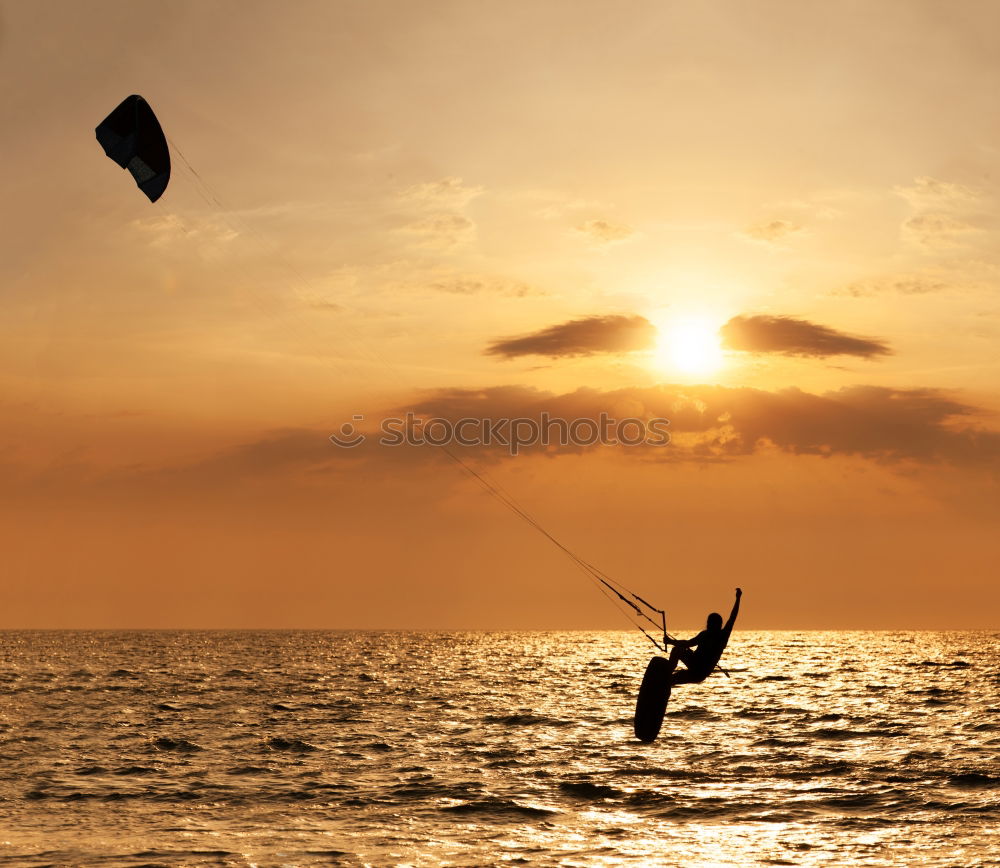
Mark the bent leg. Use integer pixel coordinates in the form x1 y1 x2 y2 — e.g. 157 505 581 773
666 646 699 686
666 645 692 668
670 667 709 686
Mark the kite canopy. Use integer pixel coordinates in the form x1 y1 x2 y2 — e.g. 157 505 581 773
95 95 170 202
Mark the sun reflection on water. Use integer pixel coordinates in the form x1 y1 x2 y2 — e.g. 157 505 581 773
0 630 995 866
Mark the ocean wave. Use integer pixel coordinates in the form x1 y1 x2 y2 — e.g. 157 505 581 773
804 791 889 810
558 780 623 799
753 737 810 747
123 848 236 863
907 660 972 668
794 760 853 776
665 706 718 721
150 737 203 752
947 772 1000 789
483 713 571 727
472 748 519 759
734 708 779 718
484 758 526 769
648 798 746 820
390 778 483 801
810 727 869 740
264 737 319 752
615 767 712 782
441 797 558 818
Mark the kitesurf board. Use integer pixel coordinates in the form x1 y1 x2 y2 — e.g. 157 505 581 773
634 655 671 743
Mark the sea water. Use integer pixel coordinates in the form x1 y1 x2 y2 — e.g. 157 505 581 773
0 630 996 866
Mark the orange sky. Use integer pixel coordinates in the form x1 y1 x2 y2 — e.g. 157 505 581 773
2 1 998 628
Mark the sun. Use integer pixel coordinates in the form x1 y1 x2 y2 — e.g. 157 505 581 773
653 314 724 376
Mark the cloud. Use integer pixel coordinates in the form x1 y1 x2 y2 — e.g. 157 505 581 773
183 428 339 480
720 315 891 359
315 262 545 306
6 383 998 505
151 384 1000 470
485 315 657 359
836 274 950 298
529 192 605 220
894 176 985 250
305 298 345 312
396 177 483 251
401 213 476 249
399 177 484 210
893 176 978 209
404 383 1000 466
902 214 981 249
426 275 540 297
133 213 239 250
741 219 802 243
575 219 634 244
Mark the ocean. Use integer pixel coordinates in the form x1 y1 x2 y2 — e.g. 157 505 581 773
0 630 996 867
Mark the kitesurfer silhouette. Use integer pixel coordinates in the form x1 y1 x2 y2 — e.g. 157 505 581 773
663 588 742 685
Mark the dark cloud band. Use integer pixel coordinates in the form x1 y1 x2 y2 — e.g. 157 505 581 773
402 383 994 465
486 314 656 359
721 315 891 359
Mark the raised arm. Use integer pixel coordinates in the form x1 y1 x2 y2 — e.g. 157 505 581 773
723 587 742 634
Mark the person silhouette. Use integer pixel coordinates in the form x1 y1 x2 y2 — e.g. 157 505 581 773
663 588 742 686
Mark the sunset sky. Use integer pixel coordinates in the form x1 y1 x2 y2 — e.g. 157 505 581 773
2 1 998 629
